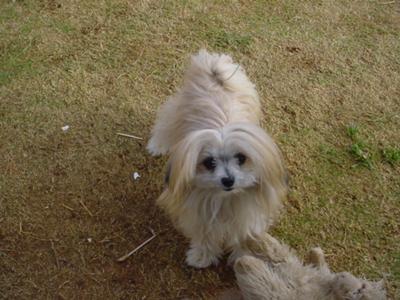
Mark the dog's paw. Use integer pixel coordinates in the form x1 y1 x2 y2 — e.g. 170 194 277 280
307 247 326 267
234 255 261 275
186 246 219 268
146 139 168 156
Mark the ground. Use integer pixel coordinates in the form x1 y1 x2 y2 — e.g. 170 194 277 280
1 0 399 299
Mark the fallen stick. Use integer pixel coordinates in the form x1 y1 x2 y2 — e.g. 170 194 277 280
61 203 74 211
117 228 157 262
19 223 57 242
50 240 60 269
116 132 143 140
78 199 93 217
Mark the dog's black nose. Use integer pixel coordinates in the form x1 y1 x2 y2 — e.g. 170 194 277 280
221 177 234 188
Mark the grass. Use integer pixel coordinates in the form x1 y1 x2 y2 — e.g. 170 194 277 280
346 124 374 169
345 124 400 169
205 30 252 51
383 147 400 166
1 0 399 299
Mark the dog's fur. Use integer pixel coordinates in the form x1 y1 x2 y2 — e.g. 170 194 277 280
148 50 287 268
233 233 386 300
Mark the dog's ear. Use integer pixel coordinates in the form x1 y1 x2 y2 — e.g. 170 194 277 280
258 134 286 193
168 129 217 199
227 123 287 222
254 129 287 224
157 129 219 219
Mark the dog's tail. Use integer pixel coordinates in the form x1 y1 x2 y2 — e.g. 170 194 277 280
185 49 255 94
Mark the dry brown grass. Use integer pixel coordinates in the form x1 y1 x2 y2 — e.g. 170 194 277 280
1 0 399 299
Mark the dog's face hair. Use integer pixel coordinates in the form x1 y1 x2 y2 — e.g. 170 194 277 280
167 122 287 201
195 144 257 192
332 272 386 300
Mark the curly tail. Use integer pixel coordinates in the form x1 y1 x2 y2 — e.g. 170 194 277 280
184 49 255 94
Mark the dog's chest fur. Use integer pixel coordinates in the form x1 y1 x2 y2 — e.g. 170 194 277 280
177 189 268 247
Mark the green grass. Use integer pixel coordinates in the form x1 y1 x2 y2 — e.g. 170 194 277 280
1 0 399 299
345 124 374 169
345 124 400 169
205 29 252 51
349 141 373 169
383 147 400 166
346 124 359 140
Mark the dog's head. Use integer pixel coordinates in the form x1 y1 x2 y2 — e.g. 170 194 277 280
166 123 287 203
332 272 386 300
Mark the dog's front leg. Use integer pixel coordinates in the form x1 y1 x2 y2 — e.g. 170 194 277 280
186 237 222 268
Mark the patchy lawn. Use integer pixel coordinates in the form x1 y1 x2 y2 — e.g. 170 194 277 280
1 0 399 299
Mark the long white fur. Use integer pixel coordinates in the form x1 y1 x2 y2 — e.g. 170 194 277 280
234 233 386 300
148 50 287 268
148 50 260 155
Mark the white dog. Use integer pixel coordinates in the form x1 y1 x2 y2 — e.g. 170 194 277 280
233 233 386 300
148 50 287 268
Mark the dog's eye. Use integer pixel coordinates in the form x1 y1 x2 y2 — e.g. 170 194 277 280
203 157 216 171
235 153 246 166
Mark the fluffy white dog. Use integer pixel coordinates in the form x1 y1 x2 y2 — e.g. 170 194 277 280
233 233 386 300
147 50 287 268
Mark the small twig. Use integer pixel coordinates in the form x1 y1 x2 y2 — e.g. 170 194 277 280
99 237 113 243
58 293 67 300
58 280 70 290
61 203 74 211
98 232 123 243
20 224 57 242
78 249 86 267
27 280 39 290
380 1 395 4
22 234 55 242
117 228 157 262
116 73 128 81
78 199 93 217
116 132 143 140
86 273 102 284
50 240 60 269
